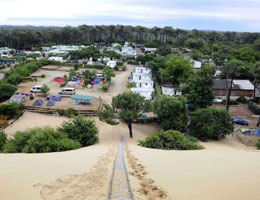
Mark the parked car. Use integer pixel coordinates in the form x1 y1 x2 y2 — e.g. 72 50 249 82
232 117 249 126
58 88 75 95
30 85 43 93
213 98 223 103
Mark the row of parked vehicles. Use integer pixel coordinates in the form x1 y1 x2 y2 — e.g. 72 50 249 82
30 86 76 95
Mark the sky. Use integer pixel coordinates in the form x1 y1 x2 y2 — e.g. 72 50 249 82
0 0 260 32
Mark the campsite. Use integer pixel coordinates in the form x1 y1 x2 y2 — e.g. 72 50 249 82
1 23 260 200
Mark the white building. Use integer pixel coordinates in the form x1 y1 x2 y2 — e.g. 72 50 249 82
48 57 63 62
130 66 154 100
121 42 136 57
191 60 202 69
135 67 151 74
162 86 182 96
144 47 157 52
107 60 117 69
134 80 154 88
132 72 152 81
131 88 154 100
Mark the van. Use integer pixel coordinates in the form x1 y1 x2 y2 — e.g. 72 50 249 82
58 88 75 95
30 86 43 93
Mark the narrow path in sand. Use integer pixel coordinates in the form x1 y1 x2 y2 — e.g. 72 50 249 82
108 136 133 200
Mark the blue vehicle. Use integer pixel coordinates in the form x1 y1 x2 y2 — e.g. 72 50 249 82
232 117 249 126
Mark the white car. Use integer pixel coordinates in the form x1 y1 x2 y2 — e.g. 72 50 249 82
213 98 223 103
30 86 43 93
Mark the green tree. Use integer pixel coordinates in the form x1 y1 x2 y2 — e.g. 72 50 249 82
0 81 17 102
103 66 115 82
147 56 166 83
99 92 145 138
222 59 245 111
231 46 259 63
40 84 50 96
190 107 234 141
154 96 188 131
82 69 96 85
0 131 7 152
58 115 98 146
155 45 172 56
249 62 260 99
136 54 154 66
160 55 193 93
183 64 215 111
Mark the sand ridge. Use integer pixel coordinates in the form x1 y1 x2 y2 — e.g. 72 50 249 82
34 146 116 200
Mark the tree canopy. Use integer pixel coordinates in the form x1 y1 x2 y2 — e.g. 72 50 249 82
99 92 145 138
154 95 188 131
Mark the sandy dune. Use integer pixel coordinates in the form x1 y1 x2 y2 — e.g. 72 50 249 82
1 65 260 200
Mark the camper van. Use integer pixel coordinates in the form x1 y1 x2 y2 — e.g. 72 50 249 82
30 86 43 93
58 88 75 95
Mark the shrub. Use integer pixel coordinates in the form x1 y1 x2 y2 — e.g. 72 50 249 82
0 131 7 151
29 95 34 100
236 96 248 104
121 65 126 71
0 81 17 102
58 115 98 146
256 138 260 150
66 108 75 117
22 128 81 153
127 60 139 65
0 103 24 120
116 61 123 66
127 82 136 88
248 100 260 114
190 107 234 141
135 116 158 124
0 119 8 129
2 127 81 153
102 82 110 91
139 130 204 150
41 74 46 78
60 82 67 87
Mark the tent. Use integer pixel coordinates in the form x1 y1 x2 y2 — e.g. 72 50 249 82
66 81 80 89
55 95 62 101
9 94 26 103
47 95 54 101
47 99 55 106
33 99 44 106
253 129 260 136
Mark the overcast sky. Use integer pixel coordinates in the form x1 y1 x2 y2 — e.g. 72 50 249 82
0 0 260 32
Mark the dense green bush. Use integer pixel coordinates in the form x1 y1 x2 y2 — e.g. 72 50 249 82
256 138 260 150
248 100 260 114
101 82 110 91
236 96 248 104
0 131 7 151
0 81 17 102
139 130 203 150
127 60 139 65
190 107 234 141
3 127 81 153
0 103 24 120
4 60 50 85
66 108 75 117
85 64 105 70
116 61 123 66
58 115 98 146
154 96 188 131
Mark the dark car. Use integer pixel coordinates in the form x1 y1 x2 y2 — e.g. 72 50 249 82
232 117 249 126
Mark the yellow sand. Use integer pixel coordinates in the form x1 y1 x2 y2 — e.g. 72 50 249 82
1 65 260 200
